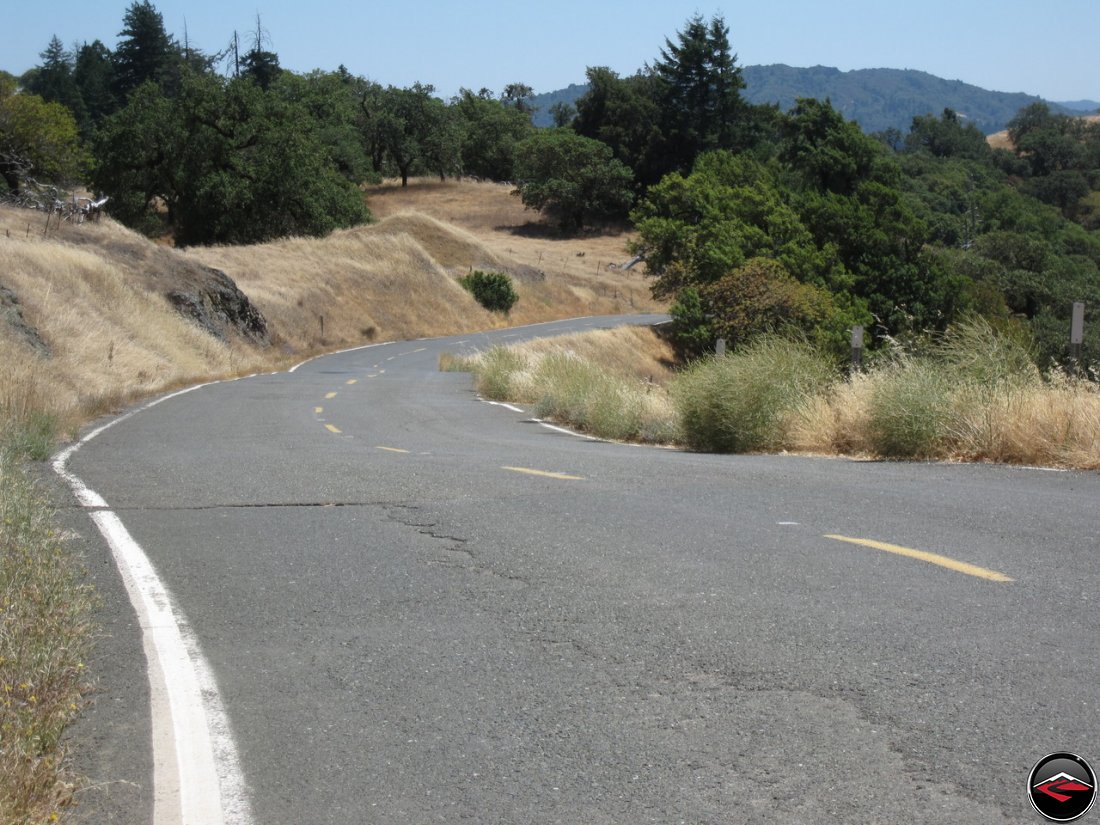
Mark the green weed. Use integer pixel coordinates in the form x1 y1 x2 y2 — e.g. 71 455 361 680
0 450 96 824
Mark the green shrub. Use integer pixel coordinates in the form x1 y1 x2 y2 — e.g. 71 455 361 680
459 270 519 314
673 337 835 452
865 358 953 459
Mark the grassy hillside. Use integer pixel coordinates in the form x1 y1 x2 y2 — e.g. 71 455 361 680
0 209 268 429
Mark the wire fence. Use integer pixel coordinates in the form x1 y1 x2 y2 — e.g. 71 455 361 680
1 177 109 230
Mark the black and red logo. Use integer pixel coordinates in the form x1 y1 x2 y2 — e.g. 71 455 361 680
1029 753 1096 822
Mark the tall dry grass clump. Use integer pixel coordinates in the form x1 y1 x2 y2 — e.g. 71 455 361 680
673 337 836 452
789 318 1100 467
456 326 678 443
865 357 955 459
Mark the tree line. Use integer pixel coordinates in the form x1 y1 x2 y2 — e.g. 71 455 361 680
1 1 542 243
3 6 1099 366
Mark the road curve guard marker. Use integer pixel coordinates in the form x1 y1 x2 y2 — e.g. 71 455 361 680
824 534 1013 582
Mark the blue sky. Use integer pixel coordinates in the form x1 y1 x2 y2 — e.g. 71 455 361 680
4 0 1097 102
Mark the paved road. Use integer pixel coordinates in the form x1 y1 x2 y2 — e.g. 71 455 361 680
61 314 1100 824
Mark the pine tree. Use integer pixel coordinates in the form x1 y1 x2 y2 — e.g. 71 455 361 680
73 41 116 136
652 14 746 173
29 36 86 123
112 1 175 99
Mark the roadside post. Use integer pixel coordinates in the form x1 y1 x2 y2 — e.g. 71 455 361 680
850 325 864 372
1071 302 1085 371
715 337 726 357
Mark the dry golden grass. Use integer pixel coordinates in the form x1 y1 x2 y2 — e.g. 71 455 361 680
186 182 662 354
787 366 1100 468
986 130 1015 151
511 325 677 384
0 209 268 431
364 178 660 312
185 224 501 350
962 379 1100 469
0 453 95 825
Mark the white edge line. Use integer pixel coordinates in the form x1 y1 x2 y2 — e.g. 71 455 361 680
479 399 525 414
52 383 254 825
288 340 394 373
532 419 602 441
473 397 601 442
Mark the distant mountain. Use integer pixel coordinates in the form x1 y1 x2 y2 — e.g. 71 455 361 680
1057 99 1100 113
741 65 1075 134
528 83 590 125
530 65 1088 135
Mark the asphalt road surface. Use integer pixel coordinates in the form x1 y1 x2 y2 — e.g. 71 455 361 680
58 314 1100 824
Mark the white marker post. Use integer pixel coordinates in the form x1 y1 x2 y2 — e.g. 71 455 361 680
851 325 864 372
1071 302 1085 370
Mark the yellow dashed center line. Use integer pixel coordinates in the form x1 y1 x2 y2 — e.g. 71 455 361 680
325 392 338 400
325 424 342 434
824 535 1014 582
502 466 585 481
314 406 324 414
376 446 410 454
346 379 358 385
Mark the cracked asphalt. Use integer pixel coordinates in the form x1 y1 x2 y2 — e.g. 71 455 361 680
60 314 1100 824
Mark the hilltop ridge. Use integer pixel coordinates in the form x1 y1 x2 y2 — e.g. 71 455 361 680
531 65 1098 134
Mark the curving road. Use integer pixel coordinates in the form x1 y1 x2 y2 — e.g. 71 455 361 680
59 314 1100 824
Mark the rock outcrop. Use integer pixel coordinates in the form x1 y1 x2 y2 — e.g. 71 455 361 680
0 284 51 357
165 267 268 344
